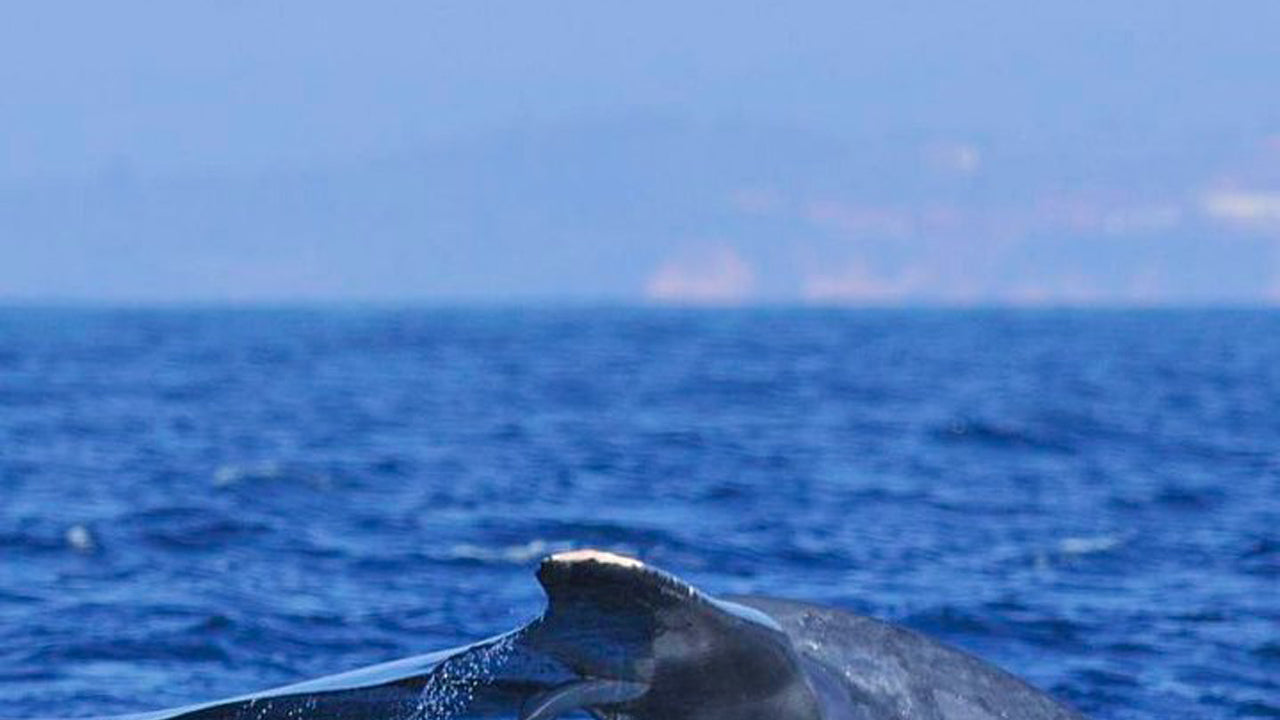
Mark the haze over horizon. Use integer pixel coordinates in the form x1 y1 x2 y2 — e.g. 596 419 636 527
3 2 1278 305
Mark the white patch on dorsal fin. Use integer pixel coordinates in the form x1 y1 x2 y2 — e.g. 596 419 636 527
546 549 646 569
536 548 712 621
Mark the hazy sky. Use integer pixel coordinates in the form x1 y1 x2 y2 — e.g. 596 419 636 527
2 2 1278 302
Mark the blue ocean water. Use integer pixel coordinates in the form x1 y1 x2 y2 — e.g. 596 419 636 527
1 308 1276 720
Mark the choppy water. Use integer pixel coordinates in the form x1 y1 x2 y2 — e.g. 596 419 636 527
1 308 1277 719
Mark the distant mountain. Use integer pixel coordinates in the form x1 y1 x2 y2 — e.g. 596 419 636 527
2 119 1277 304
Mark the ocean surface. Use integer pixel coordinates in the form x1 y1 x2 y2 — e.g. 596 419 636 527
1 308 1276 720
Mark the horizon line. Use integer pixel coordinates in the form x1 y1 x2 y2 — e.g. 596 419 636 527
2 297 1278 313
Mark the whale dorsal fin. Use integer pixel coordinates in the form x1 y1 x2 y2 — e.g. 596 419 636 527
537 550 706 616
522 550 824 720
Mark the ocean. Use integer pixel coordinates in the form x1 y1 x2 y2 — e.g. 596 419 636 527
1 308 1276 719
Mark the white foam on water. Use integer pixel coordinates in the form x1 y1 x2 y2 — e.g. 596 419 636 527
66 524 96 552
212 461 283 487
446 539 574 564
1058 534 1126 556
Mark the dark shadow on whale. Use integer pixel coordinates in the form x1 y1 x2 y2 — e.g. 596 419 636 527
49 551 1088 720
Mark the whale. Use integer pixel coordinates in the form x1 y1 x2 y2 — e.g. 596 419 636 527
47 550 1088 720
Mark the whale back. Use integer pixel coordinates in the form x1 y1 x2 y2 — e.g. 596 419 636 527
731 596 1087 720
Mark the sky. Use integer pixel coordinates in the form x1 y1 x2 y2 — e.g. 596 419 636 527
2 1 1278 304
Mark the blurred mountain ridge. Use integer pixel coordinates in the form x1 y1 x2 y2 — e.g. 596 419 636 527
3 117 1278 304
